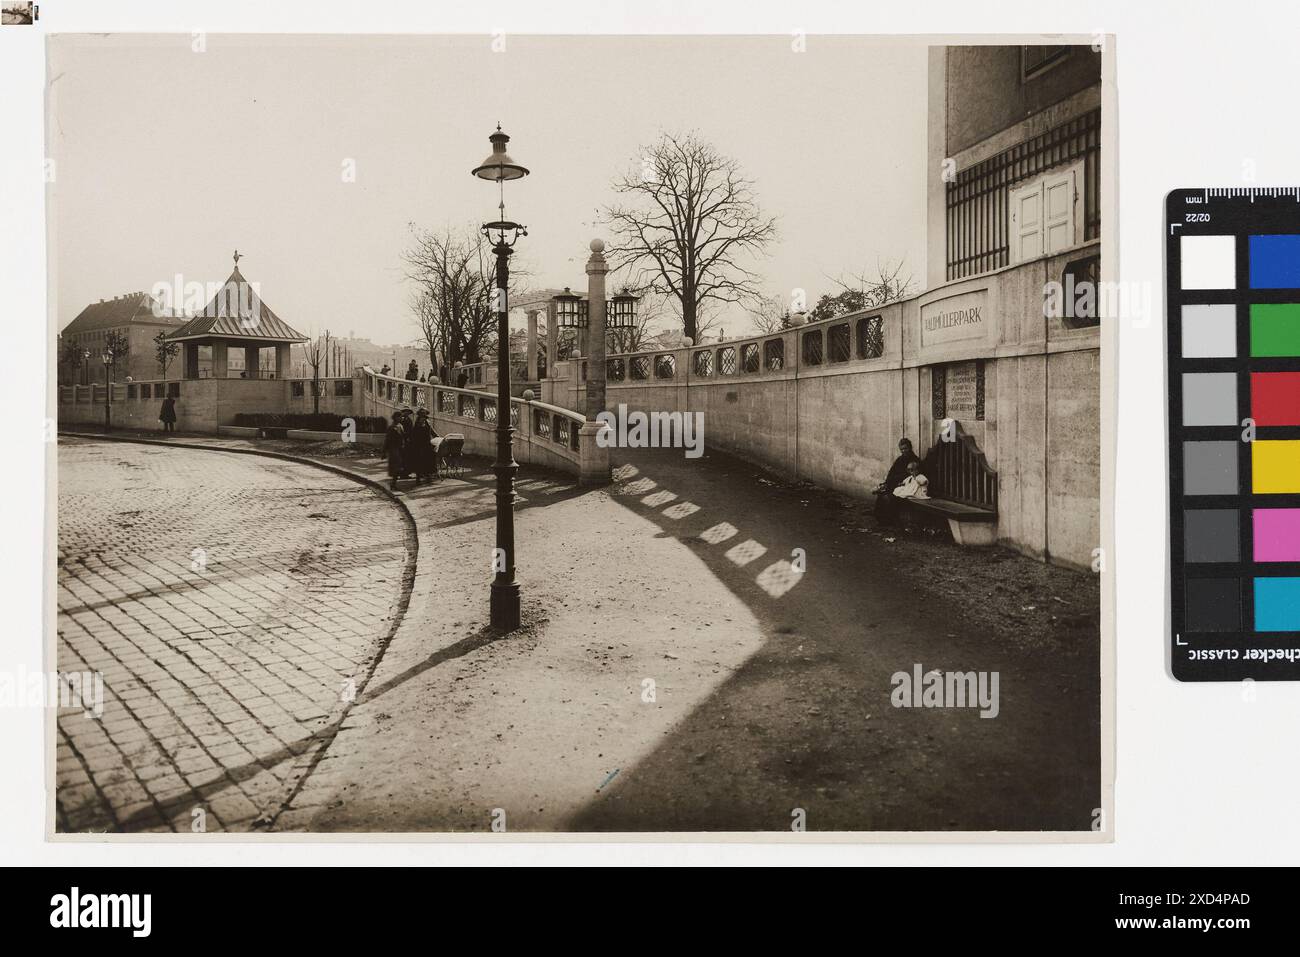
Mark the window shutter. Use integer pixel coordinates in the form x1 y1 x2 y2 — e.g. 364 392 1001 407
1009 180 1044 264
1042 169 1076 255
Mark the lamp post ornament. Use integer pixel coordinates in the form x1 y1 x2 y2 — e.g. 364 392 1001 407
471 124 529 632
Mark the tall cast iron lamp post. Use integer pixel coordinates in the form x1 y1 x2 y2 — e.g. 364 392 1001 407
102 350 114 432
472 124 529 631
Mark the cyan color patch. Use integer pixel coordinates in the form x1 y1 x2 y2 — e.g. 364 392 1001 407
1250 234 1300 288
1254 576 1300 631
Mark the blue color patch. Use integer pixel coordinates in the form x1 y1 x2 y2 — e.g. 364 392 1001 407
1250 235 1300 288
1254 576 1300 631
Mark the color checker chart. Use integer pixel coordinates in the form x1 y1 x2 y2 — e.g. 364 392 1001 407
1167 189 1300 680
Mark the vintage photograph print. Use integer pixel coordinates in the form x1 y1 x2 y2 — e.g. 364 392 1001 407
49 34 1113 836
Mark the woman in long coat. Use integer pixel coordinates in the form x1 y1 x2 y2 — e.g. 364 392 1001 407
159 395 177 433
383 411 407 489
408 408 439 483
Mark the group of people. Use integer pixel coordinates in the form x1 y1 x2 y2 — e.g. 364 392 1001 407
379 359 469 389
383 406 442 488
873 437 930 526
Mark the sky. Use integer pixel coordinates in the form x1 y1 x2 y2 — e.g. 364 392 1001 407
49 33 928 346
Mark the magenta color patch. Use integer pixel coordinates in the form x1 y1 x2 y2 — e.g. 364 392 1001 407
1254 509 1300 562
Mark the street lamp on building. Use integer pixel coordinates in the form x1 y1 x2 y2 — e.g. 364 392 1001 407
101 350 113 432
472 123 529 632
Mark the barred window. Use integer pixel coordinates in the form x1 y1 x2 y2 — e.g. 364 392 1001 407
828 323 851 363
764 338 785 371
856 316 884 359
126 384 137 399
741 342 760 374
693 350 714 377
802 330 823 366
167 382 180 398
718 346 737 375
654 354 676 379
141 383 152 399
334 379 353 396
630 356 650 380
607 358 625 381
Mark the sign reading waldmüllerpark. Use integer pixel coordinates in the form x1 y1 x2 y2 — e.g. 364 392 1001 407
920 289 988 347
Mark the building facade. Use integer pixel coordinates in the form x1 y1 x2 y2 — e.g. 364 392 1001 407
58 292 185 384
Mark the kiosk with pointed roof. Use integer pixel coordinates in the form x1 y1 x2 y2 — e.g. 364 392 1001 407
166 251 307 379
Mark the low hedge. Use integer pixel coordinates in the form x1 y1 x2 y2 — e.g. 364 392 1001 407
232 412 387 433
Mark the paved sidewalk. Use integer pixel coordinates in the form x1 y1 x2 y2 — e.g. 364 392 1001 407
57 429 1100 833
56 436 414 832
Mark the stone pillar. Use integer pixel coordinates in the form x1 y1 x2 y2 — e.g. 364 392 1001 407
183 342 199 379
546 299 558 373
584 238 608 420
245 344 260 378
275 343 291 378
526 309 539 381
212 341 229 379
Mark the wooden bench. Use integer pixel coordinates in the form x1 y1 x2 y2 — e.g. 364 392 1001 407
902 426 998 546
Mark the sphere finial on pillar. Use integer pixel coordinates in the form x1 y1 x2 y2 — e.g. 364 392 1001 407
589 238 605 254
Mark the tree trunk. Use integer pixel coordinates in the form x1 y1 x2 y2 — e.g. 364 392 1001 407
682 296 697 343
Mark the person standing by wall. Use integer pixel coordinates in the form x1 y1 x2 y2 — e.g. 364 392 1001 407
159 394 177 433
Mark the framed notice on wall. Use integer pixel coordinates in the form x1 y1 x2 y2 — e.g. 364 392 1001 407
932 360 985 421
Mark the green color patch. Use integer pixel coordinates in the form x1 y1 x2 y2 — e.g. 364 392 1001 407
1251 303 1300 357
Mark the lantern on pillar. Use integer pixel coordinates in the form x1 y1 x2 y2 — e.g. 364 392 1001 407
552 287 588 328
608 287 639 330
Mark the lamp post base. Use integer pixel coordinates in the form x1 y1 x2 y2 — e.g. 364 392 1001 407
490 581 521 632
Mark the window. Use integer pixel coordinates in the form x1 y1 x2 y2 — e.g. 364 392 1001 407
167 382 180 398
764 338 784 371
1010 168 1076 265
141 384 152 399
126 384 137 399
856 316 884 359
291 380 305 397
741 343 760 374
1022 45 1070 81
630 356 650 380
802 330 823 366
334 379 353 396
654 354 676 379
607 358 625 381
828 324 851 363
693 350 713 377
945 108 1099 281
718 346 737 376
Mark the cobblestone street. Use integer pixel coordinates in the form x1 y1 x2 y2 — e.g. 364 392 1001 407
55 437 414 832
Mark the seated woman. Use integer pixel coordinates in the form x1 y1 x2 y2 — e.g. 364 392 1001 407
873 437 919 525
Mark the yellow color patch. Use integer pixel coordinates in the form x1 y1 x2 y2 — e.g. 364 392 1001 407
1253 440 1300 494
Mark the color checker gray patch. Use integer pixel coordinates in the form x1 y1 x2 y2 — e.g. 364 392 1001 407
1183 373 1239 426
1184 509 1240 562
1183 441 1239 495
1181 304 1237 358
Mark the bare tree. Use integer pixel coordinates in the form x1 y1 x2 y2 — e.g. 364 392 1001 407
153 331 179 379
603 131 777 343
404 225 527 378
809 258 915 322
304 330 331 413
747 293 792 335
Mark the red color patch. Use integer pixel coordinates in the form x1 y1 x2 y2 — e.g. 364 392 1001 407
1251 372 1300 426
